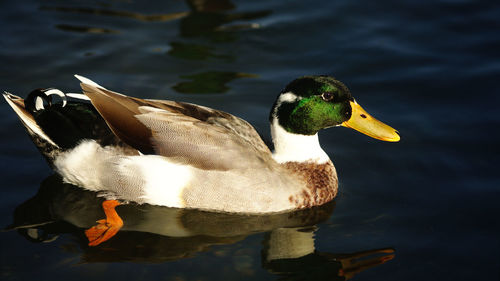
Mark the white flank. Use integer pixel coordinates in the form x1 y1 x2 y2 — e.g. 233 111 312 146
270 118 329 164
74 74 106 89
120 155 191 207
3 93 58 147
54 140 190 208
54 140 113 190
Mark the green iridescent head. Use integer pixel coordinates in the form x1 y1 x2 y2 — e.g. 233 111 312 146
270 76 400 141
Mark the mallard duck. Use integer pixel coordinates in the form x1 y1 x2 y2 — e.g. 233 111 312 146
4 75 399 213
4 75 399 243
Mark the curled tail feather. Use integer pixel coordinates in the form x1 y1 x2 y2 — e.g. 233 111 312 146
3 92 61 163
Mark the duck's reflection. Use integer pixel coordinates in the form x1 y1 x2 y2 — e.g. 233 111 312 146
263 229 395 280
8 175 394 279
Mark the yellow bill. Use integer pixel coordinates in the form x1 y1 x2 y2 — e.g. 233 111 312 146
342 101 400 142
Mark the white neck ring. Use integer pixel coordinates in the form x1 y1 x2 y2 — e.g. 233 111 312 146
270 118 330 164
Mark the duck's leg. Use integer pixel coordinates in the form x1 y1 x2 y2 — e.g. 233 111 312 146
85 200 123 246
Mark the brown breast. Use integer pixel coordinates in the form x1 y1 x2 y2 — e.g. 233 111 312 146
282 161 338 208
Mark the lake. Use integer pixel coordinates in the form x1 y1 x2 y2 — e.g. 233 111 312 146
0 0 499 280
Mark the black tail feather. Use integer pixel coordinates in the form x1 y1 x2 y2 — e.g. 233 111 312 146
4 88 125 165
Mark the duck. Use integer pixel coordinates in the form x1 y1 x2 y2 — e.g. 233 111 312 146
4 75 399 245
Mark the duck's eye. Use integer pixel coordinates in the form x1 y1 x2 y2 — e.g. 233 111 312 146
321 92 334 102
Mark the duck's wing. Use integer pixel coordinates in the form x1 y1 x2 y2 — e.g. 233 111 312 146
77 77 273 171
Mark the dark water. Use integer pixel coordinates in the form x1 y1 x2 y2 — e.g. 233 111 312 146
1 0 499 280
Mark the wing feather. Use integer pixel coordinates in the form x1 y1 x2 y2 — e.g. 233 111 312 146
80 82 273 171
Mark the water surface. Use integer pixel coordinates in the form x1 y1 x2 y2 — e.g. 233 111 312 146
1 0 499 280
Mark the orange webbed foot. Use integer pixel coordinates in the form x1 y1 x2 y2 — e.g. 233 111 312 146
85 200 123 246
